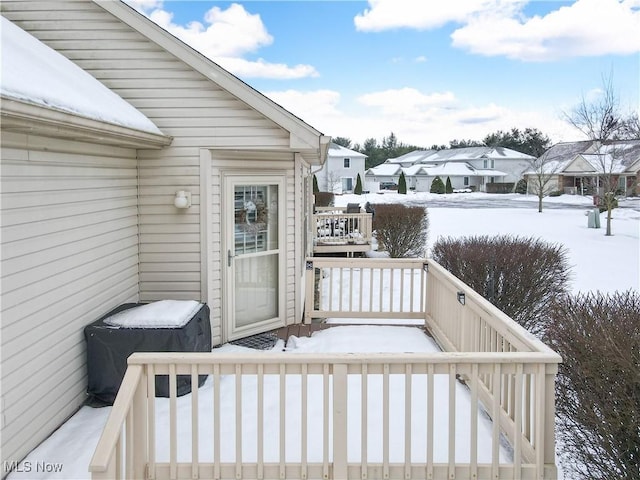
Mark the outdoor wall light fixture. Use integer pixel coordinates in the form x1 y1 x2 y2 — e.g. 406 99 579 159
174 190 192 209
457 291 466 305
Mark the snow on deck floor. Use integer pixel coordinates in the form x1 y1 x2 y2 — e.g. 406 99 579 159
8 325 510 479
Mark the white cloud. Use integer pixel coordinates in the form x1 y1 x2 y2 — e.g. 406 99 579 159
124 0 163 12
358 88 457 116
262 88 577 148
217 58 318 80
126 1 319 79
354 0 640 61
149 3 272 57
354 0 523 31
264 90 344 119
451 0 640 61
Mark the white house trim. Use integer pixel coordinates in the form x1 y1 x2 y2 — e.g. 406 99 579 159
1 96 171 149
93 0 330 163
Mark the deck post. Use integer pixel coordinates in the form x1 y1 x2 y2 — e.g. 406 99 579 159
132 366 148 479
333 364 348 480
304 259 314 324
544 366 559 479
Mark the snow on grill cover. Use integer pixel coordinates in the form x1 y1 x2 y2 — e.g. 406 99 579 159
84 302 211 406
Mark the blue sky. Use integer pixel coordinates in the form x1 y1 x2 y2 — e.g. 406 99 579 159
127 0 639 147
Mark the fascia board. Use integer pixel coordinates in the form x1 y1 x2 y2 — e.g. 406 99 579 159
94 0 324 152
1 96 172 148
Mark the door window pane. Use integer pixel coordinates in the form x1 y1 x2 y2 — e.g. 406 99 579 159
234 185 278 254
234 254 278 327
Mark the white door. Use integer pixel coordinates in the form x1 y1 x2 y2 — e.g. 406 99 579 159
224 174 285 340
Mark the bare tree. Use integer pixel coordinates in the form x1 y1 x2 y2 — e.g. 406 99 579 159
526 153 563 213
325 171 343 194
563 74 628 235
619 111 640 140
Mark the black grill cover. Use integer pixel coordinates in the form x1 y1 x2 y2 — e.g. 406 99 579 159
84 302 211 406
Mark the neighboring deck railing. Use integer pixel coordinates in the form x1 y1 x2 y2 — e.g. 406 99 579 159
90 258 560 480
304 257 427 321
312 210 373 254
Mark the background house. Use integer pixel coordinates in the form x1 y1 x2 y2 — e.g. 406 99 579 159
525 140 640 196
367 146 533 192
315 143 367 193
1 1 328 467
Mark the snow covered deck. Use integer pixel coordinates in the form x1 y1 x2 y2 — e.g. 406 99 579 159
312 208 373 255
85 258 559 480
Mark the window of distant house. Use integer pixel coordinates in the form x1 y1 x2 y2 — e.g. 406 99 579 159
483 159 488 168
618 176 626 190
464 177 469 186
490 176 496 183
344 158 350 168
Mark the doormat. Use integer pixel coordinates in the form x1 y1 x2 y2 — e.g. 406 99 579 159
230 332 279 350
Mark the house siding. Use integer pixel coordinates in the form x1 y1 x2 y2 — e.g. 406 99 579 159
0 131 140 466
1 0 319 465
1 0 292 306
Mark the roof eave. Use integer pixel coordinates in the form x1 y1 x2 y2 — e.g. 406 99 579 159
94 0 325 154
1 96 173 149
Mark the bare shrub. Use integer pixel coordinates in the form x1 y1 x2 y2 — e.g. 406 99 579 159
431 235 570 335
372 204 428 257
545 291 640 480
314 192 334 207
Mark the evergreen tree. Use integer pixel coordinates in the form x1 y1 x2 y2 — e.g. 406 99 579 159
515 178 527 194
449 139 484 148
332 137 352 148
445 176 453 194
398 171 407 194
312 174 319 194
362 137 384 168
483 127 551 157
354 173 363 195
430 176 445 194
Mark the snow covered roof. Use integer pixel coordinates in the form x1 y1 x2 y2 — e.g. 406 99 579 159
327 143 367 159
368 161 506 178
534 140 640 175
402 164 429 176
1 16 163 135
422 146 534 162
422 162 506 177
383 147 534 167
367 164 402 176
386 150 436 164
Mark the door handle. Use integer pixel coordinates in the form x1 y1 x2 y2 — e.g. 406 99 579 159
227 250 234 267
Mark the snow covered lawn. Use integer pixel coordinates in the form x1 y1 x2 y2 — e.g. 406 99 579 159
338 192 640 294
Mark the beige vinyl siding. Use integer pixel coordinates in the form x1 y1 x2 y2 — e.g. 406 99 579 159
1 0 291 303
0 131 140 465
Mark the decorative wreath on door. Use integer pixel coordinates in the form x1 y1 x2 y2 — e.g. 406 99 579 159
236 199 268 232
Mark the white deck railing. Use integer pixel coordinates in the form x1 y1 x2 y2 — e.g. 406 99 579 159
90 258 560 480
312 211 373 254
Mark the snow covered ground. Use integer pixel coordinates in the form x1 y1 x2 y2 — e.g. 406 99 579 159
337 192 640 294
9 193 638 479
